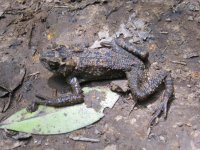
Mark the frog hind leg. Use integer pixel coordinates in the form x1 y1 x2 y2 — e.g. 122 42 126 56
27 77 84 112
126 67 174 126
114 38 149 60
149 74 174 126
100 38 149 60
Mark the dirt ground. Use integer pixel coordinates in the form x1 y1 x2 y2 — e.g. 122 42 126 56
0 0 200 150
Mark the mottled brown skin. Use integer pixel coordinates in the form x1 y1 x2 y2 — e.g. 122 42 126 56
27 38 174 125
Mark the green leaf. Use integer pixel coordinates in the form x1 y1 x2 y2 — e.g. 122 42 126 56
0 86 119 135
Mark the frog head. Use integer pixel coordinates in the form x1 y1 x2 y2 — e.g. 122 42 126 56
40 46 76 75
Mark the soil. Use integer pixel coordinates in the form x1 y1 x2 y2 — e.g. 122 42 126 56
0 0 199 150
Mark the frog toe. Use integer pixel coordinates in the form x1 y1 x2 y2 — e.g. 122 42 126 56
26 102 38 112
149 101 168 126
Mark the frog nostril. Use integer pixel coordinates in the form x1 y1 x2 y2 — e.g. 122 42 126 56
61 57 67 62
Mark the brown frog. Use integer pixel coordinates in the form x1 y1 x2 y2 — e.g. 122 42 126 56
27 38 174 125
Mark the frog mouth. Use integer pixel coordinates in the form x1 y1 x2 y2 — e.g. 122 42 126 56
40 58 59 72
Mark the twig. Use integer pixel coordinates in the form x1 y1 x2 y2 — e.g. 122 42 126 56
28 24 35 49
147 127 151 138
106 6 120 19
35 94 51 100
69 136 100 143
28 71 40 80
28 71 40 77
54 5 69 8
162 47 167 54
128 100 137 116
54 1 101 11
170 60 187 66
0 114 6 122
160 31 168 34
0 85 11 93
16 94 23 102
1 19 16 35
2 92 12 112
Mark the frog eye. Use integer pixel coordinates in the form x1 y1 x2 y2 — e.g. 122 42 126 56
41 51 55 58
49 61 59 70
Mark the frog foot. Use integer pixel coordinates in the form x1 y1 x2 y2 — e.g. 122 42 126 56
26 95 48 112
149 99 168 126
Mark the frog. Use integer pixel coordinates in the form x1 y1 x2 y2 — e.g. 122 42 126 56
27 38 174 125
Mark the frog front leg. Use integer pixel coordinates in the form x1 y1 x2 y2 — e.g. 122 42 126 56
27 77 84 112
126 67 174 125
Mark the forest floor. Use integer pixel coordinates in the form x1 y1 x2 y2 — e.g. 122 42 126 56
0 0 199 150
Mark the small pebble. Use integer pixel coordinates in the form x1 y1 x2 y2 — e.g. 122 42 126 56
104 145 117 150
115 115 123 121
95 129 101 135
192 125 198 130
130 118 137 125
110 80 129 92
195 16 200 23
165 18 172 22
188 16 194 21
171 140 181 149
159 136 166 143
46 0 53 2
175 122 184 127
188 2 200 12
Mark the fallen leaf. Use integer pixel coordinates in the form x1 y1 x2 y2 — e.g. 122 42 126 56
0 62 25 112
0 87 119 135
0 62 25 97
